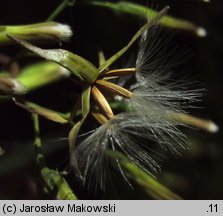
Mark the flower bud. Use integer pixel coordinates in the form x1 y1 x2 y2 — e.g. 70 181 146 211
16 61 71 92
0 22 73 45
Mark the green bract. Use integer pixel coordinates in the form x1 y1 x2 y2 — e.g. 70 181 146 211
14 99 68 124
8 35 99 83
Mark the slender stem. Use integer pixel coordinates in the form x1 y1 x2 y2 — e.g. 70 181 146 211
32 114 45 168
108 151 182 200
47 0 75 21
32 113 77 199
98 6 169 73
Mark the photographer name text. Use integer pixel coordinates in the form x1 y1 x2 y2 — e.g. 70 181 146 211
2 203 116 214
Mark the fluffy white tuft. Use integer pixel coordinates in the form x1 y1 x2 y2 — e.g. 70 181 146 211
73 113 161 190
130 25 203 150
207 121 219 133
196 27 207 37
51 23 73 41
72 25 204 190
133 26 202 113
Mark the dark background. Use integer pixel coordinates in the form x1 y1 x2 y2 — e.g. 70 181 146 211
0 0 222 199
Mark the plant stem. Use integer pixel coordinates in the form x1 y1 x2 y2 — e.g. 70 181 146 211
47 0 75 21
33 114 45 167
108 151 182 200
32 113 77 200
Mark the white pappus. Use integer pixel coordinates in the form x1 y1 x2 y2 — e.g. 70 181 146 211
72 25 216 191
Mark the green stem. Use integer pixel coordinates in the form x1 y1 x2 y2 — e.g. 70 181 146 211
33 114 45 168
108 151 182 200
85 1 206 37
47 0 75 21
32 113 77 200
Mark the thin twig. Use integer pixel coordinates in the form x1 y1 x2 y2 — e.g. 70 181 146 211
47 0 75 21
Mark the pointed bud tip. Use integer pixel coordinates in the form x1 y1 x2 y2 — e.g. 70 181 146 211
208 121 219 133
197 27 207 37
54 23 73 41
60 66 71 77
11 79 26 94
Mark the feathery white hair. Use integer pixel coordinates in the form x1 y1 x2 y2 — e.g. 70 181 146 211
73 113 161 190
73 25 202 190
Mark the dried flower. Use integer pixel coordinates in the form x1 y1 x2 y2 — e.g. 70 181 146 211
72 26 218 190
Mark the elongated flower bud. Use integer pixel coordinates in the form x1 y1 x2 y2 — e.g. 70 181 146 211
16 61 70 92
0 22 73 45
88 2 207 37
